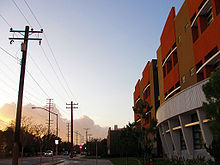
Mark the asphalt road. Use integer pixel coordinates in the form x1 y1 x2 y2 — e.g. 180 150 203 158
0 155 113 165
0 156 63 165
59 156 113 165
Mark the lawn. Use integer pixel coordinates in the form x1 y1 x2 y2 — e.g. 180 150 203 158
108 157 139 165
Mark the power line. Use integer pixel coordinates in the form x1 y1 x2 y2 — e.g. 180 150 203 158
23 0 42 29
0 13 67 104
0 46 69 121
40 46 70 98
26 70 50 98
0 46 50 99
29 54 66 102
0 50 46 105
11 0 32 27
0 14 12 27
23 0 75 99
0 65 42 103
3 2 76 121
0 46 19 61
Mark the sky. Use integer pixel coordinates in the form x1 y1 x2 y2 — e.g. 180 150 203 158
0 0 184 138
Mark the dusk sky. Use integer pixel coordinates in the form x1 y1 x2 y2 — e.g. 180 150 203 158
0 0 184 133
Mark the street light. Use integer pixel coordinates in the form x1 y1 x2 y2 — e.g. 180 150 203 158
32 106 59 137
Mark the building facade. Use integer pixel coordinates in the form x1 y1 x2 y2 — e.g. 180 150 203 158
133 60 160 155
156 0 219 159
107 126 121 156
133 0 219 159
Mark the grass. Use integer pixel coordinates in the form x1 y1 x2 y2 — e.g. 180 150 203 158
108 157 139 165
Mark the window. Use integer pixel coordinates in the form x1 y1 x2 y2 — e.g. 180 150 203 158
173 51 178 66
199 0 213 33
198 0 207 11
178 35 181 43
205 46 218 61
191 13 199 42
190 67 195 76
193 125 203 149
192 24 199 42
175 81 180 88
172 43 176 50
204 46 219 77
167 60 172 73
165 92 168 98
180 130 186 150
206 7 214 26
185 23 189 32
191 113 199 122
196 61 204 81
181 75 186 83
215 0 220 15
163 65 166 78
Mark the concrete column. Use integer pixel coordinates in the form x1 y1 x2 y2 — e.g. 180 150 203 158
161 122 173 158
158 126 169 157
168 119 181 156
196 109 213 146
179 114 194 159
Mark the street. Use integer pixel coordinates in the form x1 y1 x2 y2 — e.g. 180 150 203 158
0 156 63 165
0 155 113 165
58 156 113 165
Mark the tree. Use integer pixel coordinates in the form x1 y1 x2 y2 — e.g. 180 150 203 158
119 122 139 164
133 99 158 164
32 124 47 164
202 68 220 163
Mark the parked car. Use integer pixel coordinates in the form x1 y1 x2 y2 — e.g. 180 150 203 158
63 151 69 155
69 151 76 158
44 150 53 157
80 151 87 155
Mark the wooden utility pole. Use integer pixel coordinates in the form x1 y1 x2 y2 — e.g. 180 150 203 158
9 26 42 165
83 128 90 143
32 106 58 137
47 99 53 135
66 101 78 153
67 123 70 143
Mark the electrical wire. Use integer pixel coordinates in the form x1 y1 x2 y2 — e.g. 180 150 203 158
0 46 50 99
26 70 50 98
3 1 73 116
11 0 32 27
0 14 12 27
0 46 19 61
23 0 75 99
40 46 70 98
29 55 66 102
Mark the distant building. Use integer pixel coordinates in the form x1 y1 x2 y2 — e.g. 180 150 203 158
133 0 220 159
107 126 121 156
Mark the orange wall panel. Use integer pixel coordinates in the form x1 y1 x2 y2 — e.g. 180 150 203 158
142 61 150 88
188 0 204 18
160 7 176 60
134 79 140 103
193 14 220 64
163 64 179 94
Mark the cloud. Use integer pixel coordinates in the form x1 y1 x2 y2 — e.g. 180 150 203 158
0 103 108 143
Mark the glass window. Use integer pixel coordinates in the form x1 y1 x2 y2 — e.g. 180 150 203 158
193 125 204 149
215 0 220 15
180 130 186 150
